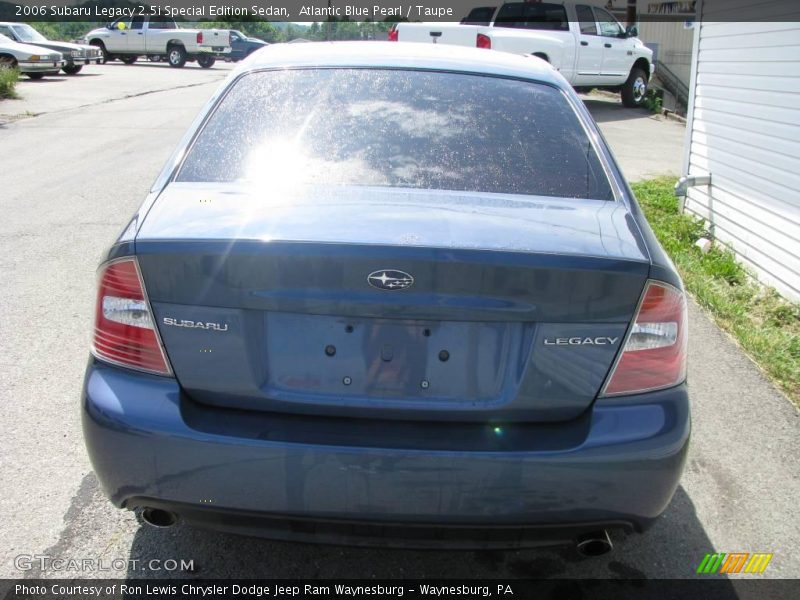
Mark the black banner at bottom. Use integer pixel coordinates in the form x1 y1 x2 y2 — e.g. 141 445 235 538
2 579 799 600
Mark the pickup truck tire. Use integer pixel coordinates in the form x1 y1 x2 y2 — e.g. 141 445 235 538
621 67 648 108
120 56 138 65
62 65 83 75
167 46 187 68
197 56 215 69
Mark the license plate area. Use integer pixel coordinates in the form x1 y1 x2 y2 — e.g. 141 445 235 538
264 313 521 405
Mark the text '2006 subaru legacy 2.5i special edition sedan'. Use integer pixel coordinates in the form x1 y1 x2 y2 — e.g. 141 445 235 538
83 42 689 556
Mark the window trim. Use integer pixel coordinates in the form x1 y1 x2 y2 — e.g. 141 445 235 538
575 4 599 36
592 6 625 38
167 67 624 203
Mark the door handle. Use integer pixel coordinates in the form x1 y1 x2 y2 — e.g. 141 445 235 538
581 40 588 46
604 43 612 48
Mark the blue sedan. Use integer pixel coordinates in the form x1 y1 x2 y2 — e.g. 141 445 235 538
227 30 268 62
82 42 689 556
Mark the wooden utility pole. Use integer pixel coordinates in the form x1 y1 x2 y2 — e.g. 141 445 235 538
626 0 637 26
325 0 333 41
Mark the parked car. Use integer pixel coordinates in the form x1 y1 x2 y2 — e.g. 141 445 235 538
0 23 101 74
84 16 231 68
83 42 689 554
0 33 64 79
390 1 654 107
227 30 268 62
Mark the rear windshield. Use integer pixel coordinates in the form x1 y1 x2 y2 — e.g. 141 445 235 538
493 2 570 31
177 69 614 200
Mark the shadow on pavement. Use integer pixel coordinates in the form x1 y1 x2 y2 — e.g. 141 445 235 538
582 98 652 124
123 486 732 582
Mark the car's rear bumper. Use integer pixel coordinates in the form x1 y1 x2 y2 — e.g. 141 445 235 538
82 359 690 548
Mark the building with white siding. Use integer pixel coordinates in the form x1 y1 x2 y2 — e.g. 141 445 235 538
681 0 800 302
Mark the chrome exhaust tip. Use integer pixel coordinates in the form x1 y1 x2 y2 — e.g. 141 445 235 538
575 530 613 557
140 507 178 528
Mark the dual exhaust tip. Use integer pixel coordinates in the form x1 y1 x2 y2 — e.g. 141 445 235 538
139 508 613 558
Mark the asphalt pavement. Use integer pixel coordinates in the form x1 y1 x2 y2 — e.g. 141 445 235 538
0 61 797 580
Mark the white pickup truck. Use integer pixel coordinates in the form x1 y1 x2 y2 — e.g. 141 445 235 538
85 17 231 69
391 1 654 107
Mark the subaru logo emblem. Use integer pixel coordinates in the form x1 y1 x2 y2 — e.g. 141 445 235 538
367 270 414 291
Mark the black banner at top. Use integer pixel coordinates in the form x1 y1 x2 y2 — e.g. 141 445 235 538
2 0 800 23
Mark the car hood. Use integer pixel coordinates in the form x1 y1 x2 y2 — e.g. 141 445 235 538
25 40 84 52
0 39 60 57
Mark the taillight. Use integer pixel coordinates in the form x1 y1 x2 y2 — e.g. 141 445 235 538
92 258 171 376
476 33 492 49
601 280 687 396
388 27 398 42
196 31 203 44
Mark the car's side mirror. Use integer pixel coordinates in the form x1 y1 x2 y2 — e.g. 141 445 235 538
625 25 638 38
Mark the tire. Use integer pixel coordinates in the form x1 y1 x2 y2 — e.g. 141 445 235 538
120 56 138 65
167 45 187 68
0 55 17 70
26 72 45 80
197 55 215 69
147 55 163 62
90 40 110 64
62 64 82 75
621 67 648 108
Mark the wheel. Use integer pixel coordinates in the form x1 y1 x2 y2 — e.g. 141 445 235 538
0 55 17 70
90 40 110 63
147 55 163 62
621 67 648 108
120 56 138 65
167 45 187 68
197 55 215 69
26 72 45 80
62 64 82 75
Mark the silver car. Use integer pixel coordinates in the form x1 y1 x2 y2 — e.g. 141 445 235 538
0 33 63 79
0 23 101 75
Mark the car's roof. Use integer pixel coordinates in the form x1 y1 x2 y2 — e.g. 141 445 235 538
239 41 565 88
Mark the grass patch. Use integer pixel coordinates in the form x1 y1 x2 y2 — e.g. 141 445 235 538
632 177 800 406
0 67 20 100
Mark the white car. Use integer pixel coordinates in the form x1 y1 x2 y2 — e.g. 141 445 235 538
391 1 654 107
0 22 102 75
0 33 64 79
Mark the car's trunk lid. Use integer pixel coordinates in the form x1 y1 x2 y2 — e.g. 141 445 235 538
136 183 649 422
